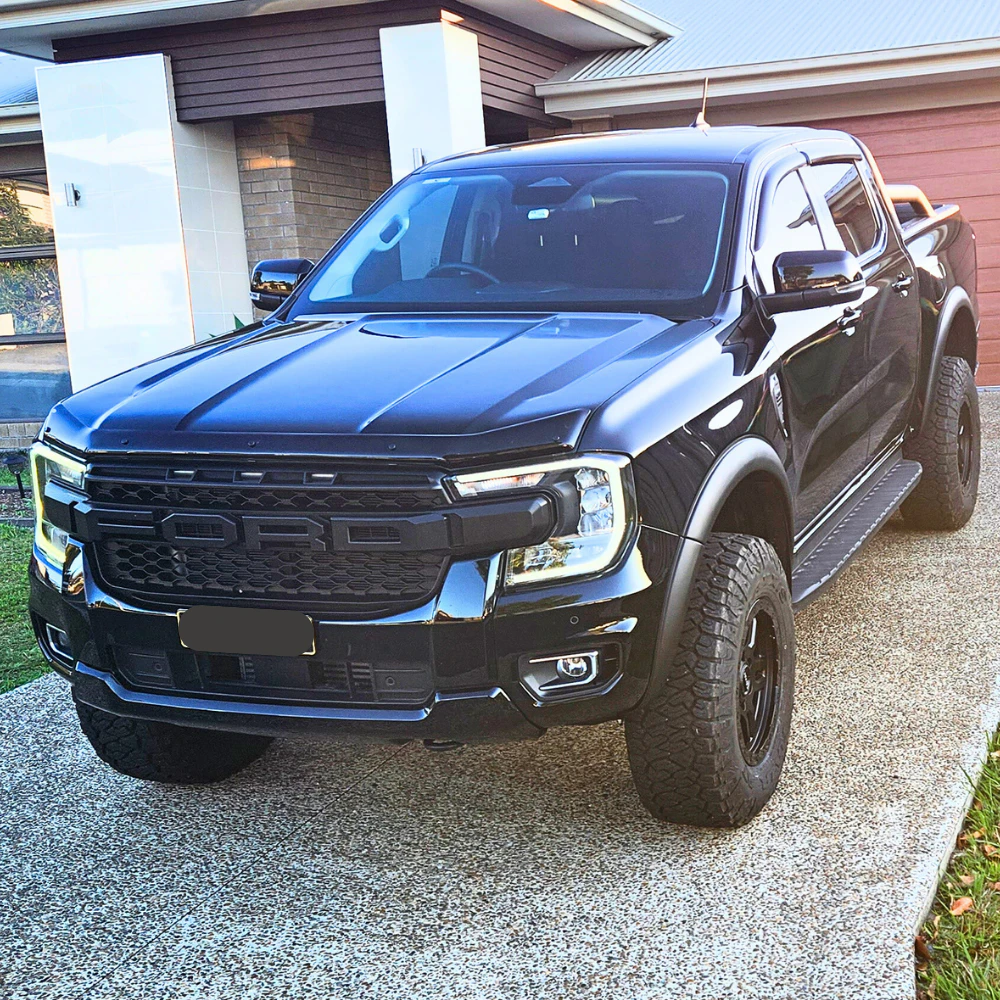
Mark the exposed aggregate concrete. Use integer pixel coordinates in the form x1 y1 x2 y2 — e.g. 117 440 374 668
3 396 1000 999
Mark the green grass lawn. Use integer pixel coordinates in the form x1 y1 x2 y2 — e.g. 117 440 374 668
918 737 1000 998
0 524 48 693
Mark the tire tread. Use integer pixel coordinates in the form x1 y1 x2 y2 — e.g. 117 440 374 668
625 533 794 828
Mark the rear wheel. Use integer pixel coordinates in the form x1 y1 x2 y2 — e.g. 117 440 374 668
901 356 980 530
625 533 795 828
75 700 272 783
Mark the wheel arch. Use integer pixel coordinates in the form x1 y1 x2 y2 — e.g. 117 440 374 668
919 287 978 436
643 436 793 705
683 436 793 581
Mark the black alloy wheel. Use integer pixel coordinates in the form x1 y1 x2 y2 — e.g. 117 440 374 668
737 602 781 767
957 401 973 488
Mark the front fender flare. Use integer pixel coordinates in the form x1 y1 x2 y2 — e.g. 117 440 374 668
640 436 791 705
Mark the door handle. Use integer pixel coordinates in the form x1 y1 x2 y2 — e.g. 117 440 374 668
837 307 863 334
892 273 914 294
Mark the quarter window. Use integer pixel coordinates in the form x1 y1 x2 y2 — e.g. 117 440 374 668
807 162 881 258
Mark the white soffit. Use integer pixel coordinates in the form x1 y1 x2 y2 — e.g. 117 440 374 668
461 0 679 49
0 0 676 58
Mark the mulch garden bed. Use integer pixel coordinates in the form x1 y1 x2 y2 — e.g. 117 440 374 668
0 486 33 524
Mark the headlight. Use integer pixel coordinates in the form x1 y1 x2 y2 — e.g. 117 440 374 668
30 441 87 568
449 454 632 587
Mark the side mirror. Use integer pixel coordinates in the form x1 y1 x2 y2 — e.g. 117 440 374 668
250 258 315 312
759 249 865 316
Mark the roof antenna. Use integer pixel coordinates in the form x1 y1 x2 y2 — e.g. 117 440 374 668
691 77 711 132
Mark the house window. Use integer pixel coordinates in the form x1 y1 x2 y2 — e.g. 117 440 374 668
0 172 70 424
0 172 63 337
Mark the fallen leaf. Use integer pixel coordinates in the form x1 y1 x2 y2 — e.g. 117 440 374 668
986 844 998 856
989 750 1000 759
992 882 1000 892
960 874 976 885
973 828 987 840
950 896 974 916
915 934 933 964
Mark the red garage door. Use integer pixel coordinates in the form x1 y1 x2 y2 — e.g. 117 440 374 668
814 103 1000 386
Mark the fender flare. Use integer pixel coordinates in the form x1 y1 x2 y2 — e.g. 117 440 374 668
682 436 792 547
641 436 792 704
919 286 976 436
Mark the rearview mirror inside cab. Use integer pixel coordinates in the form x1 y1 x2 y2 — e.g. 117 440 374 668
250 258 315 312
760 249 865 316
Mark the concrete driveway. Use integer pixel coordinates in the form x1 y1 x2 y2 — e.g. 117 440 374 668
5 396 1000 1000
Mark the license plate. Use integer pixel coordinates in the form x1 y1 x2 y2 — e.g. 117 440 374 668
178 606 316 657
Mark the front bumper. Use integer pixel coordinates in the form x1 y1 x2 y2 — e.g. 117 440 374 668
31 525 676 742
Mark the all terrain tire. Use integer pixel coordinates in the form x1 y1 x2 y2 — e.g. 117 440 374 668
75 700 272 783
900 355 980 530
625 533 795 828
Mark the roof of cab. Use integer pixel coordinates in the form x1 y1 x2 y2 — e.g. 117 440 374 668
426 125 854 171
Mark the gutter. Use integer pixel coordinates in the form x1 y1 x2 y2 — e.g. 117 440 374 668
537 36 1000 118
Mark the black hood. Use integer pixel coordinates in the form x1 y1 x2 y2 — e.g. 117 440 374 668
45 313 708 464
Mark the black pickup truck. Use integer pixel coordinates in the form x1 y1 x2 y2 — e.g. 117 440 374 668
29 126 980 827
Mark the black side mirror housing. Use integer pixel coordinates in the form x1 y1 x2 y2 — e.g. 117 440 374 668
250 258 315 312
759 249 865 316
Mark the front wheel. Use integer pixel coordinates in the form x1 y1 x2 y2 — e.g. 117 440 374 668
76 700 272 784
625 533 795 828
901 355 980 530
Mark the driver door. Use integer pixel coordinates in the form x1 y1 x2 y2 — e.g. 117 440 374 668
756 168 872 534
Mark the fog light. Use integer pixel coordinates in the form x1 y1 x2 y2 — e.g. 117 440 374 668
44 623 73 663
520 650 600 700
556 655 593 681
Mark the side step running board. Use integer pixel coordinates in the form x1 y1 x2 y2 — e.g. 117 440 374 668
791 459 922 610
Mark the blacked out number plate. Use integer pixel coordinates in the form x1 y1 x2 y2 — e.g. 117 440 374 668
178 606 316 657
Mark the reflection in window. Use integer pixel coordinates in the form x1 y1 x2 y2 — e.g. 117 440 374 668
757 171 823 292
0 177 54 246
0 257 63 336
807 163 881 258
0 172 68 421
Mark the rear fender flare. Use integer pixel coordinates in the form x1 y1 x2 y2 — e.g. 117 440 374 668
919 286 976 436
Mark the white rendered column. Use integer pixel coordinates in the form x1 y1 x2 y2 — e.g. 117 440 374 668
379 21 487 184
36 53 252 392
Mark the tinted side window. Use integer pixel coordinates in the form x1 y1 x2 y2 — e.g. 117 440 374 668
808 162 881 257
757 170 823 292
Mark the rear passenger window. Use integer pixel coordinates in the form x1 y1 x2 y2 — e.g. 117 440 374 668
807 162 881 257
756 170 823 292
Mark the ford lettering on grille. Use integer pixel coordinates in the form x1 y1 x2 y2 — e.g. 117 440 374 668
160 513 332 551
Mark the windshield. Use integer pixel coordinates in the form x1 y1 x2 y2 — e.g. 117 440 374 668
288 162 740 320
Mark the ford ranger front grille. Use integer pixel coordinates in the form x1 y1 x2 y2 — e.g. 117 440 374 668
84 461 453 612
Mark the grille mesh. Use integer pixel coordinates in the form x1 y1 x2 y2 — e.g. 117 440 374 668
88 481 445 513
98 540 447 604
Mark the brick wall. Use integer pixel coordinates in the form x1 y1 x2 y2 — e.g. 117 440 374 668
235 106 392 275
0 422 41 452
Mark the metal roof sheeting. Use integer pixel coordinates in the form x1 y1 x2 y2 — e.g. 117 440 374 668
0 52 39 105
555 0 1000 82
